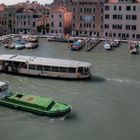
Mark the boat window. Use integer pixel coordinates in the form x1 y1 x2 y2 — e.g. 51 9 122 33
16 94 23 98
20 62 27 69
36 65 43 70
52 66 59 72
44 66 51 71
78 67 83 73
78 67 90 75
68 67 76 73
29 64 36 70
60 67 67 72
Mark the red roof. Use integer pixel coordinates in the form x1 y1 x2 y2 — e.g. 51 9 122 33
0 4 5 11
51 7 70 13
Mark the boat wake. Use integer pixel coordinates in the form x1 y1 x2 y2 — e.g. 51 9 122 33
106 78 140 84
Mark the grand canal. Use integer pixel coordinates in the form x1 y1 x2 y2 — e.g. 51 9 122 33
0 38 140 140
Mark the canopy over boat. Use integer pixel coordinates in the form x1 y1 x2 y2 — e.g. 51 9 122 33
0 54 91 68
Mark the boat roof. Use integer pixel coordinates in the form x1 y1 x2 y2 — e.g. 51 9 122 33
9 93 54 108
0 54 91 67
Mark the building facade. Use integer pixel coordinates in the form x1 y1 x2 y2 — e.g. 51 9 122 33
0 1 49 35
49 7 72 35
104 0 140 41
69 0 104 37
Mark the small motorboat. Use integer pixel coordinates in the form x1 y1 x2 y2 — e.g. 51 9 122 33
70 40 83 51
25 42 38 49
104 42 111 50
0 81 72 117
29 35 38 43
15 40 27 50
111 39 120 47
9 42 16 49
128 42 138 54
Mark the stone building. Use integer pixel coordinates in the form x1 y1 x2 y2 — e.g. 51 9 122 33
0 1 50 35
69 0 104 37
104 0 140 40
49 7 72 35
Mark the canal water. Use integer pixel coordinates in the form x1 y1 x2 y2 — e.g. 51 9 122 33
0 38 140 140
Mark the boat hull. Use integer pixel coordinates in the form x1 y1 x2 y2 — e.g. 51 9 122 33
0 70 91 80
0 100 71 116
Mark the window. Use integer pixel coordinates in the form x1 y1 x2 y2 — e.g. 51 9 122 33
68 68 76 73
51 22 54 27
126 15 131 20
126 34 129 38
51 14 54 18
105 5 109 10
60 67 67 72
132 15 137 20
29 64 35 70
44 66 51 71
59 14 62 18
105 14 109 19
118 33 121 37
113 33 116 37
104 24 109 29
118 15 122 19
113 15 117 19
126 6 131 11
52 66 59 72
132 25 136 30
114 6 116 11
36 65 43 70
105 32 108 36
136 34 140 39
119 6 121 11
59 22 62 27
126 25 130 30
133 6 136 11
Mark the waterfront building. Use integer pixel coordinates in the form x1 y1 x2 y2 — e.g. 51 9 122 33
0 1 50 35
49 7 72 35
104 0 140 41
69 0 104 37
0 4 7 35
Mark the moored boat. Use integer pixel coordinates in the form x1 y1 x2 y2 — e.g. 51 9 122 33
70 40 83 51
15 40 26 50
0 82 71 117
128 41 139 54
103 42 111 50
48 37 74 43
111 39 120 47
0 54 92 79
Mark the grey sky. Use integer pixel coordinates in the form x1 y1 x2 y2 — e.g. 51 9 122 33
0 0 53 5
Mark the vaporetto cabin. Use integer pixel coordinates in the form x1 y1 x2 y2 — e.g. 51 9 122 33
0 54 92 79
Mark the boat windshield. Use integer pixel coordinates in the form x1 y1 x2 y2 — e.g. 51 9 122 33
78 67 90 75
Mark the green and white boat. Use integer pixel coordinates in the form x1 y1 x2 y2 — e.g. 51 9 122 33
0 82 71 117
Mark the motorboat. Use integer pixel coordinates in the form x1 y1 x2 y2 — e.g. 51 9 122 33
111 39 120 47
70 40 83 51
128 42 139 54
0 81 72 117
103 42 111 50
